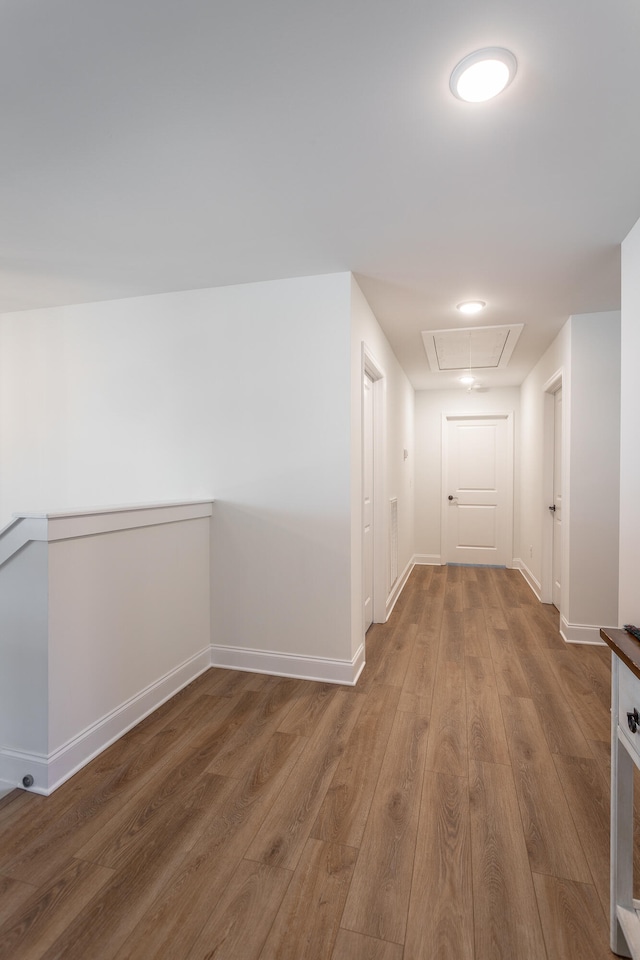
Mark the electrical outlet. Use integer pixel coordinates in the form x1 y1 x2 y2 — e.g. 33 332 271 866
529 545 533 558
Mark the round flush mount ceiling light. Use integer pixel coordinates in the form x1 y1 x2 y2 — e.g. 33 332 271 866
450 48 517 102
456 300 486 315
459 375 475 385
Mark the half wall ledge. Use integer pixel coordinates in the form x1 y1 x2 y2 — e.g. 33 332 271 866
0 499 214 795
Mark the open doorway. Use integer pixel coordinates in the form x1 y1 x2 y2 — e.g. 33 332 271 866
362 346 386 633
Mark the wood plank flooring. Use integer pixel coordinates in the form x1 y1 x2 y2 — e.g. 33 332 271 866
0 565 621 959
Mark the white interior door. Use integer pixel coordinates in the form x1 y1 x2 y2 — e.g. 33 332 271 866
552 387 562 608
363 372 374 632
442 414 513 566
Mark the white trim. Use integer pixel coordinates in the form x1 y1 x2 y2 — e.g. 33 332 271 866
542 369 564 395
0 500 214 567
513 558 543 601
0 646 212 796
413 553 442 566
13 498 215 521
210 643 365 687
559 616 606 646
0 749 49 796
46 500 213 541
0 638 366 796
0 517 47 569
386 559 415 620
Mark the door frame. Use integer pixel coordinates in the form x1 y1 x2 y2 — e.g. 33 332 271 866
541 369 564 604
440 411 515 567
362 344 386 626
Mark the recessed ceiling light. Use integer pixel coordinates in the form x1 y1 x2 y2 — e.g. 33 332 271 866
456 300 486 315
459 375 475 385
450 48 517 102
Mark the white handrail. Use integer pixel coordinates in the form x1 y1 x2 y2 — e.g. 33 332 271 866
0 517 47 569
0 500 215 568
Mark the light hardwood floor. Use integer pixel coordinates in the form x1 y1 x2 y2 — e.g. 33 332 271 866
0 565 624 959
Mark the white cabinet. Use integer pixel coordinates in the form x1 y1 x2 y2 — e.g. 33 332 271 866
602 627 640 958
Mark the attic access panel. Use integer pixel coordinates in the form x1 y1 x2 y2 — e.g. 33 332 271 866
421 324 524 372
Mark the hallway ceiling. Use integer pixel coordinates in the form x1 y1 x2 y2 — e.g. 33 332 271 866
2 1 639 389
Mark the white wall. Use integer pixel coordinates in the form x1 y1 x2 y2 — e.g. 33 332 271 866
350 278 415 651
0 273 355 669
0 542 49 756
414 388 521 564
48 514 211 753
620 217 640 625
568 312 620 629
519 311 620 639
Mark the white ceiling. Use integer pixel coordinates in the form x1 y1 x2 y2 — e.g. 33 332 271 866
2 1 639 389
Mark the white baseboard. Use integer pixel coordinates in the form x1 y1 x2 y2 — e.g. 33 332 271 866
1 635 370 796
513 559 543 601
386 559 415 620
1 635 368 796
0 646 212 796
210 642 365 686
0 748 49 795
559 616 606 646
412 554 442 566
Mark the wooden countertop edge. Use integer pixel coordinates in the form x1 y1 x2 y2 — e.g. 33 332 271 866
601 627 640 681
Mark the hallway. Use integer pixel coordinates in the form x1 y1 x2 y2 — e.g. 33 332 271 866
0 565 619 959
